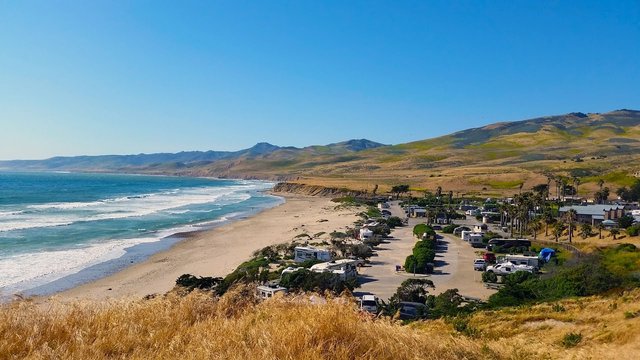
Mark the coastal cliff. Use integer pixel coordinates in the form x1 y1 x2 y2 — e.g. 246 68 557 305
272 182 366 197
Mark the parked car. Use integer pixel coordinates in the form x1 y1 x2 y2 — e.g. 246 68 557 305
347 256 366 267
473 259 487 271
483 252 497 264
485 261 535 276
431 225 442 231
397 301 428 320
360 294 378 314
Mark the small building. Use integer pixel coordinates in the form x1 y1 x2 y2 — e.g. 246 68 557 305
294 246 332 263
257 284 288 300
310 259 359 280
411 208 427 218
558 205 626 225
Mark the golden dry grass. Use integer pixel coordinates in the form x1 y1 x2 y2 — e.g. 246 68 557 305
2 286 640 359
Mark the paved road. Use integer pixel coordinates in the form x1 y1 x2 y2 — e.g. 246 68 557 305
355 203 495 302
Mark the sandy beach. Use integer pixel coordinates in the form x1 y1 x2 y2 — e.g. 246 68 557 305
55 194 359 301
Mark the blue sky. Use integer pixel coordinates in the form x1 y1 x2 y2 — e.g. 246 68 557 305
1 1 639 159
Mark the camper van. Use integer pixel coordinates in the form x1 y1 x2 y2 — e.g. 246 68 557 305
468 233 484 248
294 246 332 263
310 259 359 280
502 254 540 269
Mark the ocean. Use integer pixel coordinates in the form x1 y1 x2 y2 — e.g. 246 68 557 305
0 171 282 298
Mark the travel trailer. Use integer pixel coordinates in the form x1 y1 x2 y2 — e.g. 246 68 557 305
310 259 359 280
294 246 332 263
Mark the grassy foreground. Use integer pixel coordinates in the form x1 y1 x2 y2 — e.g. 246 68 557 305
2 286 640 359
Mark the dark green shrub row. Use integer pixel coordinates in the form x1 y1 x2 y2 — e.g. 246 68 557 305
404 237 437 274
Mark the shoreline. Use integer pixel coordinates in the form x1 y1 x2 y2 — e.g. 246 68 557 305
20 193 284 300
51 193 360 301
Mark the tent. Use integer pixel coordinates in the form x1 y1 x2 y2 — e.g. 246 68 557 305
539 248 556 263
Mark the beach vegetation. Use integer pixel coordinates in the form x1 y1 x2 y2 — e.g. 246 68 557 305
175 274 223 293
279 268 358 293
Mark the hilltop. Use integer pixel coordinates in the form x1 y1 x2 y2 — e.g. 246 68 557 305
183 109 640 196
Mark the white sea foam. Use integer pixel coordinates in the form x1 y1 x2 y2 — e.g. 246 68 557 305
0 236 161 295
0 183 260 232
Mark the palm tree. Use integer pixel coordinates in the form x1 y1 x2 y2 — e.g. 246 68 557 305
542 211 555 237
553 222 565 242
579 223 592 239
610 228 620 240
573 177 581 199
595 222 605 239
530 220 542 241
563 209 577 243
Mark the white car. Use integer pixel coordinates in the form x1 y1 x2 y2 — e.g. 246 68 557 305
360 294 378 314
473 259 487 271
485 261 534 276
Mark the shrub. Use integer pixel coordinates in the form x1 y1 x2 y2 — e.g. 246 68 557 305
405 238 436 274
482 271 498 283
390 278 435 304
618 215 635 229
175 274 223 292
279 269 357 293
386 216 404 228
626 225 640 237
442 224 457 234
561 332 582 348
450 316 480 337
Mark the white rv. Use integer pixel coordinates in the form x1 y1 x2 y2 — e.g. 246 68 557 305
310 259 359 280
468 233 484 248
294 246 332 263
502 255 540 269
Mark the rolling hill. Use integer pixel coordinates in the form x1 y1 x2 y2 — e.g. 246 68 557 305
177 109 640 197
2 110 639 197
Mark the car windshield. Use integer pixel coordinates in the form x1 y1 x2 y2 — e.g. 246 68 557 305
362 300 376 307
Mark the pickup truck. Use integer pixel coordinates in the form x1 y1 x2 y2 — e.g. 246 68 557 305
485 261 534 276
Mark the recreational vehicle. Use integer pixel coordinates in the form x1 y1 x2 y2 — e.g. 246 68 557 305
310 259 359 280
257 284 288 300
294 246 332 263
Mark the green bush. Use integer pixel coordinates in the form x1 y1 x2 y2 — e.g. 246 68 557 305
386 216 404 228
626 225 640 237
413 224 435 239
442 224 457 234
482 271 498 283
561 332 582 348
279 269 357 293
404 238 437 273
487 254 627 308
618 215 635 229
175 274 223 292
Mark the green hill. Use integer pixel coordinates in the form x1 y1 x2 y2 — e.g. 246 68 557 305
178 109 640 196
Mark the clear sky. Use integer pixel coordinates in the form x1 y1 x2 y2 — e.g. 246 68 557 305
1 1 639 160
